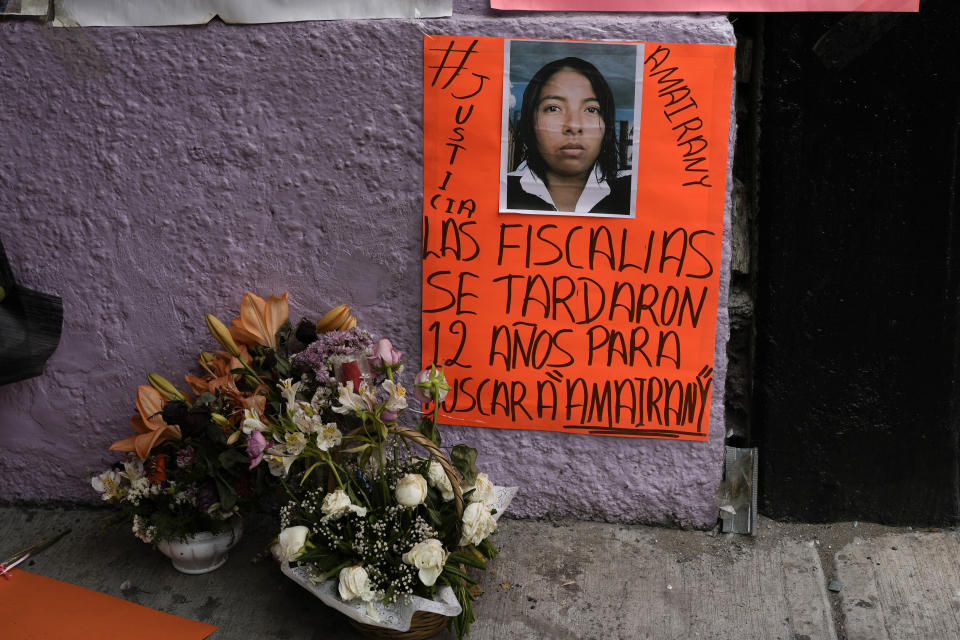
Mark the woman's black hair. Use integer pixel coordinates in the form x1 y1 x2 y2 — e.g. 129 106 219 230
512 57 620 185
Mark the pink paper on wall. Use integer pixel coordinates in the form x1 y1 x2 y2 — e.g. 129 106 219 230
491 0 918 11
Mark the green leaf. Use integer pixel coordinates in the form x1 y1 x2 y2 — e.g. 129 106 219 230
442 564 477 584
416 417 442 446
218 448 248 471
448 551 487 570
342 444 370 454
300 461 324 486
478 538 499 559
359 446 373 470
425 507 443 528
215 476 237 512
206 422 226 444
274 353 292 378
194 392 215 407
450 445 478 486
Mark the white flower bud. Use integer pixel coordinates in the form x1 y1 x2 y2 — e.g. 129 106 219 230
273 525 309 562
426 460 455 502
459 501 497 547
339 565 376 602
402 538 448 587
395 473 428 507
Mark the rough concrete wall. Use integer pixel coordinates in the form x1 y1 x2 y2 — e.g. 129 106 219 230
0 3 734 527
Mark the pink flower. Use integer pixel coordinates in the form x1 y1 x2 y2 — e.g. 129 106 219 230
414 369 432 404
371 338 402 369
414 366 450 404
247 430 267 469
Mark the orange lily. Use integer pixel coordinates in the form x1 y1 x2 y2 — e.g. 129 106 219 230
109 386 182 459
228 292 289 350
223 384 267 416
182 346 266 424
184 347 252 396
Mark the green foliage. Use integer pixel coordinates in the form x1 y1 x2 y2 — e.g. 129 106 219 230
218 448 248 471
417 417 442 446
450 445 479 486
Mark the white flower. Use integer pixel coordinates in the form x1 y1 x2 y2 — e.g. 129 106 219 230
381 379 409 413
91 469 123 500
131 515 156 544
395 473 428 507
338 565 376 602
174 489 196 507
310 385 332 412
359 383 379 412
279 378 302 410
290 404 317 432
209 502 240 519
459 501 497 547
128 476 150 497
321 489 367 522
283 432 308 456
315 422 342 452
402 538 448 587
465 472 497 507
426 460 455 502
273 525 310 562
122 459 145 481
265 452 296 477
332 381 365 415
242 408 268 434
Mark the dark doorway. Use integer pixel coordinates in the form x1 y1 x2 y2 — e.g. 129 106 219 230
743 1 960 524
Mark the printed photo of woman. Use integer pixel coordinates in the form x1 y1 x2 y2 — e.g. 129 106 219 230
500 41 641 218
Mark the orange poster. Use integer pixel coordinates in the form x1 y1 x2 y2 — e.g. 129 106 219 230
422 36 733 440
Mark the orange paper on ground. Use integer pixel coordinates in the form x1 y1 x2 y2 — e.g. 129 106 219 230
0 570 218 639
422 37 734 440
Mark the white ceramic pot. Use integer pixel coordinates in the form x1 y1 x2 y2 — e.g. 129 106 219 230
156 518 243 574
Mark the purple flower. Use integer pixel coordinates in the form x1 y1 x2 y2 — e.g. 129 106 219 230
196 481 218 512
247 430 267 469
175 446 195 469
291 328 374 383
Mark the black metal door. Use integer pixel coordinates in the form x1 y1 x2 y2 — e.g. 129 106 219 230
751 0 960 524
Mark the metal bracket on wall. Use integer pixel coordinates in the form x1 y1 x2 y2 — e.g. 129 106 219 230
720 446 758 536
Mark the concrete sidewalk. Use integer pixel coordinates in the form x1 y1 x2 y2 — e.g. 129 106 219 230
1 504 957 640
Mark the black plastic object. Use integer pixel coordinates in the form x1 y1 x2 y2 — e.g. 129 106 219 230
0 237 63 385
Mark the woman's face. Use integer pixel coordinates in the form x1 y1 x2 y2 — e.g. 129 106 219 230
533 68 605 181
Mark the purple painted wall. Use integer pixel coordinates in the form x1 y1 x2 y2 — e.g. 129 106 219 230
0 4 735 527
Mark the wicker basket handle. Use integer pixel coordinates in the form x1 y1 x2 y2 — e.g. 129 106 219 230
388 425 464 520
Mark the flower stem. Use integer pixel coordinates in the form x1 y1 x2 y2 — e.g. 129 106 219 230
326 452 344 489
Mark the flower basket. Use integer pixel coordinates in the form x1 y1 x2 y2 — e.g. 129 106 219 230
282 478 517 639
